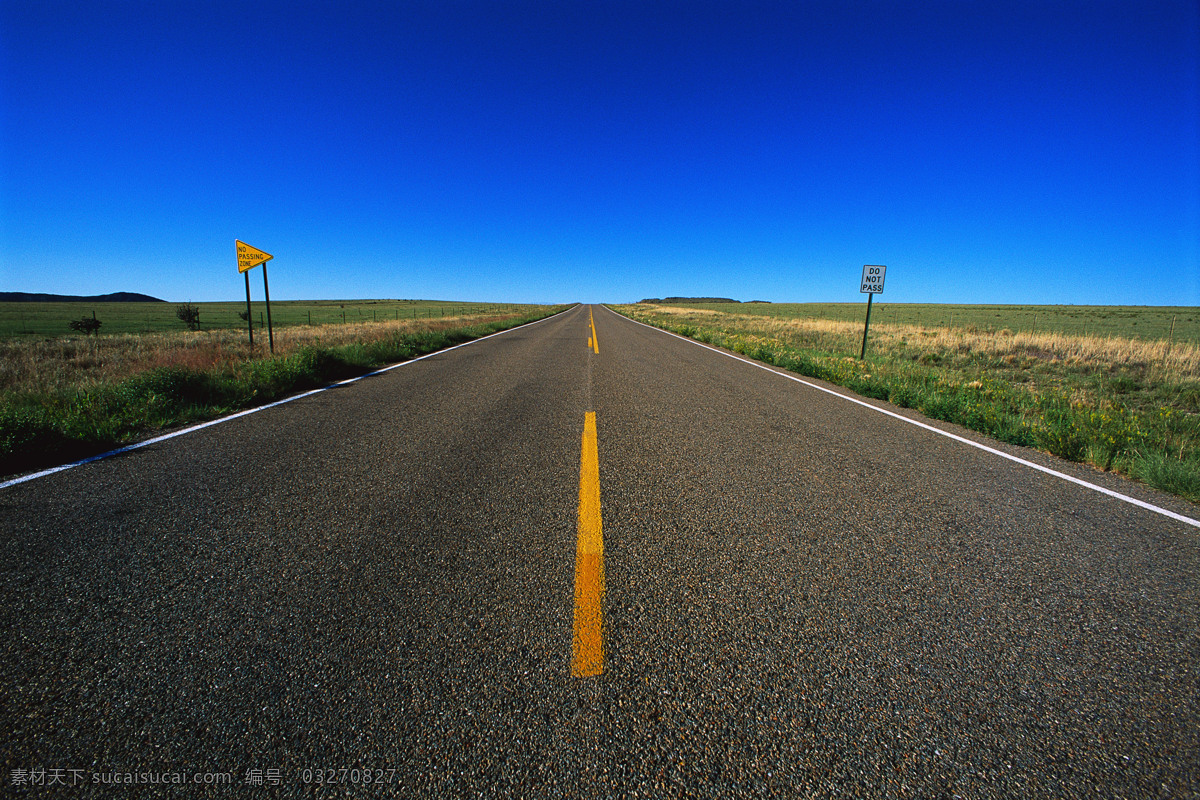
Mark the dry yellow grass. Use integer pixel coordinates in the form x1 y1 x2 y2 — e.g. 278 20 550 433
646 305 722 317
634 304 1200 380
878 324 1200 374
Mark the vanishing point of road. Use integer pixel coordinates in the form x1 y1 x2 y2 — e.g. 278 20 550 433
2 305 1198 798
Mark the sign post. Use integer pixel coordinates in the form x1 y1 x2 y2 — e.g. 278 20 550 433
262 260 274 354
236 240 275 353
859 264 886 359
243 272 254 348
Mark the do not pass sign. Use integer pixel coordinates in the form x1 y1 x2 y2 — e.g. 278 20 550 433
861 265 886 293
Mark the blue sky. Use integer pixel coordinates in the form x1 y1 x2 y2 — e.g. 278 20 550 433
2 0 1198 305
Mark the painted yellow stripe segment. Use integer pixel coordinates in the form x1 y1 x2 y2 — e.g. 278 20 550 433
588 309 599 354
572 411 605 677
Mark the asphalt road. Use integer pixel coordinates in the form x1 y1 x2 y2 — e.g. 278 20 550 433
2 304 1198 798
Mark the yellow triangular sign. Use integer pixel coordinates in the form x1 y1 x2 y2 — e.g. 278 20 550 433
236 240 273 273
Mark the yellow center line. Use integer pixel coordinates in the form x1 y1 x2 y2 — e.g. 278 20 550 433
588 308 599 354
572 411 605 677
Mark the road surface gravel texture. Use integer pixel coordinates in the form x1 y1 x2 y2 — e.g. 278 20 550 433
2 305 1198 798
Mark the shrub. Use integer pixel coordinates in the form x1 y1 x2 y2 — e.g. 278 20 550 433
176 303 201 331
68 316 102 335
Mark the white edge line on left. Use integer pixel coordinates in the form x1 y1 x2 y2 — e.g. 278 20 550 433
0 307 576 491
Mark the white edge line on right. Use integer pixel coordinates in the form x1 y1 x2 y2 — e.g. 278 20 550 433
606 306 1200 530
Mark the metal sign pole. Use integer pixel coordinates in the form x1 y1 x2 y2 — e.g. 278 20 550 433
244 271 254 348
859 292 874 360
262 261 275 354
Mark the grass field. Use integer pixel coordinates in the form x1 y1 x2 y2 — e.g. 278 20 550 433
0 299 535 338
0 303 566 477
666 302 1200 345
612 302 1200 504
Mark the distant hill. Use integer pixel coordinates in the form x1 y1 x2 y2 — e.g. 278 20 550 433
638 297 740 304
0 292 165 303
